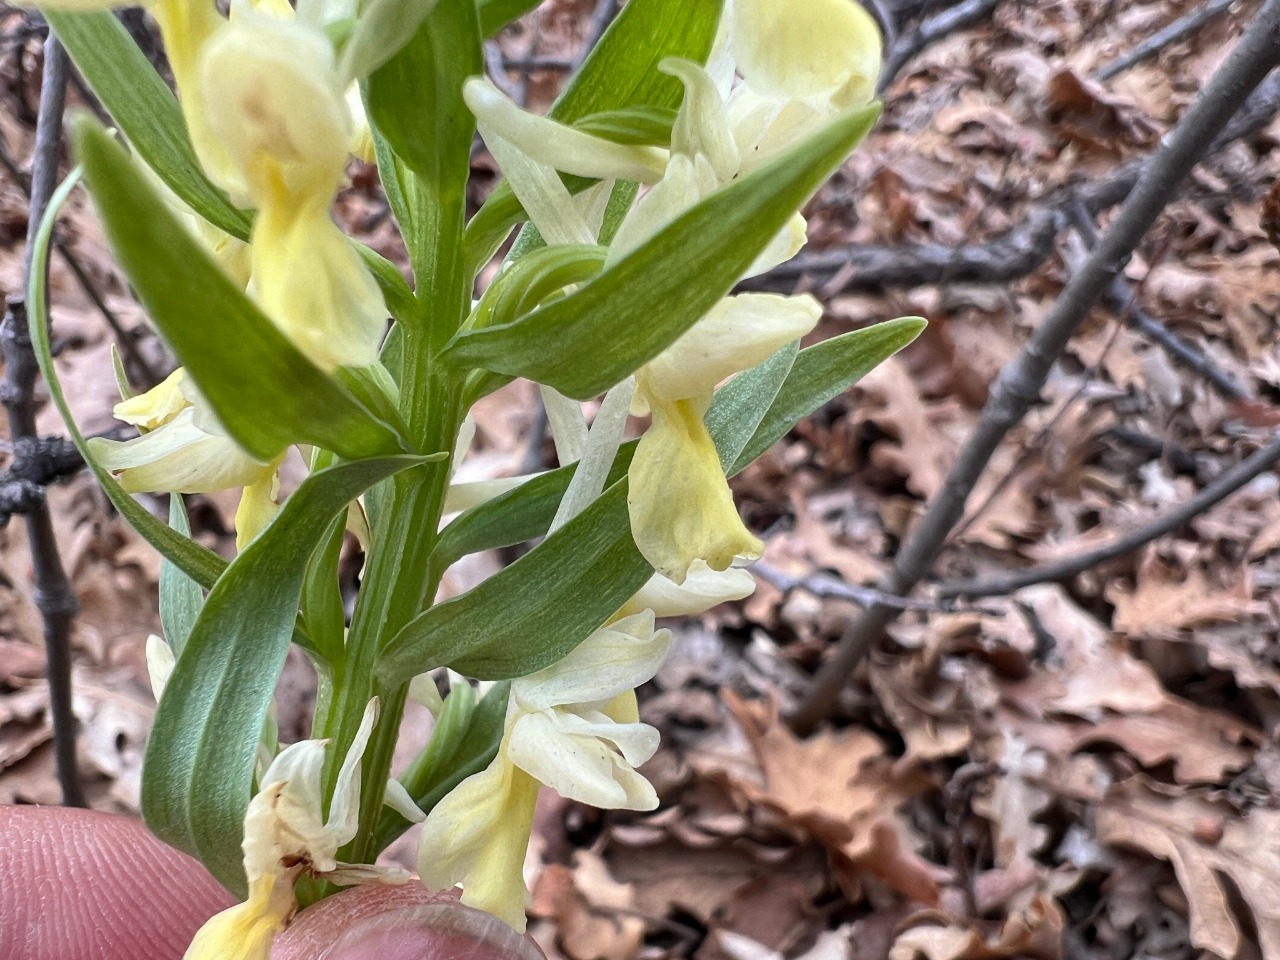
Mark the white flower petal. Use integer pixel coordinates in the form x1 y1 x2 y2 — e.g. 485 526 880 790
145 634 175 703
464 77 669 184
732 0 882 105
89 409 271 494
514 613 671 709
507 710 656 810
383 778 425 824
631 561 756 618
641 293 822 402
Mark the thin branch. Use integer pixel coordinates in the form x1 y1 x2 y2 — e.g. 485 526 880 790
752 561 993 614
1093 0 1239 82
573 0 617 71
788 0 1280 736
879 0 1001 93
0 111 157 386
749 71 1280 294
1068 202 1250 402
2 35 84 806
937 434 1280 598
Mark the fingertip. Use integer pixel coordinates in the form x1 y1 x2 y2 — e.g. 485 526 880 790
314 903 544 960
0 805 233 960
273 885 544 960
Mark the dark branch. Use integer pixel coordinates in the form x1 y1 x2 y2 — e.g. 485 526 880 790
749 71 1280 295
1093 0 1238 83
879 0 1001 92
4 33 85 807
788 0 1280 735
937 435 1280 598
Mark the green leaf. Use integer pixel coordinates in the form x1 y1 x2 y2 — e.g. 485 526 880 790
427 442 635 584
356 244 418 324
379 480 650 683
73 117 410 463
731 317 927 474
574 106 677 146
446 104 883 399
338 0 442 84
143 454 430 893
159 496 204 656
707 341 799 473
366 0 481 341
27 172 227 591
468 244 606 332
301 514 348 667
462 0 724 273
46 11 251 241
478 0 542 36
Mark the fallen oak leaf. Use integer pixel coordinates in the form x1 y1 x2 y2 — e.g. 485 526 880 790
716 691 946 905
1095 777 1280 960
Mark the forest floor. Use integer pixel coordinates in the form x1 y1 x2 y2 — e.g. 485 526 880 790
1 1 1279 958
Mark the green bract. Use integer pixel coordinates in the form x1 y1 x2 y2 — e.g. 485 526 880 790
30 0 923 951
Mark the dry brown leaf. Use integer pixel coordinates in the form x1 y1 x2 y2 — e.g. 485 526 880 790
1107 563 1265 637
1002 585 1165 718
1097 778 1280 960
531 852 644 960
1069 697 1256 784
714 692 945 905
889 893 1064 960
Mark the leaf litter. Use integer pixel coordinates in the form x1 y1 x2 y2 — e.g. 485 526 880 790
2 0 1280 957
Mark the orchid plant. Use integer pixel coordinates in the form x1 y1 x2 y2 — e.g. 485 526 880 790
25 0 923 954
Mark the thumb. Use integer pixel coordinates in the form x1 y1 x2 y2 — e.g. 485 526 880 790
0 805 234 960
276 883 545 960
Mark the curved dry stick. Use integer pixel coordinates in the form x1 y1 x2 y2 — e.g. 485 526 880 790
937 435 1280 598
788 0 1280 736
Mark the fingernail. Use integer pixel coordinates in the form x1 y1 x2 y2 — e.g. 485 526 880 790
318 903 545 960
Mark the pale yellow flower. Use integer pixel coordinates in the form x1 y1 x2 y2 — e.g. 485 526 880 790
197 16 387 371
88 368 281 550
185 701 406 960
417 613 670 931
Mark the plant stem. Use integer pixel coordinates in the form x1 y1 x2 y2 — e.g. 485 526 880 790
787 0 1280 736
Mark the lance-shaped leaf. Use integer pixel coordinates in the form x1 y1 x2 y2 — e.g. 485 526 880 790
706 341 800 473
366 0 480 341
28 172 228 591
74 117 409 463
478 0 543 36
379 480 651 683
462 0 724 271
731 317 927 474
446 104 882 399
143 453 434 893
427 442 636 583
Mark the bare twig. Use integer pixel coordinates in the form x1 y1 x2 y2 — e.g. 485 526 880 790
1094 0 1238 82
750 71 1280 295
574 0 617 71
788 0 1280 736
938 434 1280 598
0 114 156 386
1 35 84 806
879 0 1001 92
1067 202 1250 402
752 561 995 614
